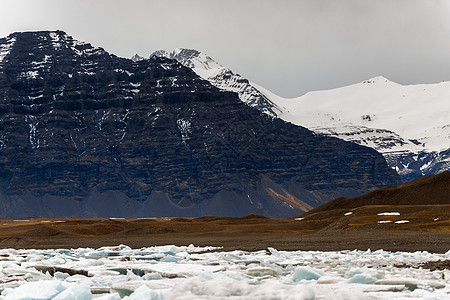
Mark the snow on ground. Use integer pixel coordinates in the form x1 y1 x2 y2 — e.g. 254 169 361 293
378 212 401 216
395 220 410 224
0 245 449 299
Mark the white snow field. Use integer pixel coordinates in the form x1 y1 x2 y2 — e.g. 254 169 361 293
253 77 450 178
252 77 450 154
0 245 449 299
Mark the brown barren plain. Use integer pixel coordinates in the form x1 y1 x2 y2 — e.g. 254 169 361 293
0 172 448 253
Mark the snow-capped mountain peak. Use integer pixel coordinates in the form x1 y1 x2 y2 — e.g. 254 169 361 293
149 48 283 117
150 49 168 58
361 76 393 84
131 53 145 62
271 77 450 153
172 48 222 69
151 48 226 79
143 47 449 181
254 77 450 180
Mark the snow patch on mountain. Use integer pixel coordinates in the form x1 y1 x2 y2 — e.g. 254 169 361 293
49 31 96 55
0 36 15 64
2 31 109 82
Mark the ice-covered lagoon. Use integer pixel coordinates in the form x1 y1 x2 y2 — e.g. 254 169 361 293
0 245 449 299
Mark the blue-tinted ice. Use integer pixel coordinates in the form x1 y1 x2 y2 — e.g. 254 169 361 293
0 245 449 299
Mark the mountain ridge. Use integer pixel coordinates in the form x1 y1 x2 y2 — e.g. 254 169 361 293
147 48 449 181
147 48 283 117
255 77 450 181
0 31 401 218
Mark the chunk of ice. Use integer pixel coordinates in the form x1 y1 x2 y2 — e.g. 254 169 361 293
53 284 91 300
111 281 173 298
317 276 343 284
88 270 120 277
55 271 70 279
95 293 121 300
346 273 374 284
122 284 171 300
247 267 278 277
141 263 225 277
142 272 163 280
293 266 324 281
376 278 420 291
3 280 65 299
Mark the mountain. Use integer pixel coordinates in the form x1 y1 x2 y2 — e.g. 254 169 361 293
0 31 400 218
254 77 450 182
147 49 283 117
148 50 449 182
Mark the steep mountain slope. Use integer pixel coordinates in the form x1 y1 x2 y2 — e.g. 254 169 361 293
254 77 450 181
145 49 449 181
145 49 283 117
0 31 401 218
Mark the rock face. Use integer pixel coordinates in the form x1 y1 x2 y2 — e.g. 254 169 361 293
258 77 450 182
148 50 449 182
0 31 401 218
149 49 282 117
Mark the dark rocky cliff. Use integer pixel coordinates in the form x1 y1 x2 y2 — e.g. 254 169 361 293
0 31 401 217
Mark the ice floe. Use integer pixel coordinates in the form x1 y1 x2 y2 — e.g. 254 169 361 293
0 245 448 299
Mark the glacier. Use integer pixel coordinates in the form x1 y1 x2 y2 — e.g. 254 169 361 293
0 245 449 299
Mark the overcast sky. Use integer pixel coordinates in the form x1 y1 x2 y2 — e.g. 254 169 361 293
2 0 450 97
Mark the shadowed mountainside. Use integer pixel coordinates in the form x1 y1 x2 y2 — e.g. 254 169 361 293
0 31 401 218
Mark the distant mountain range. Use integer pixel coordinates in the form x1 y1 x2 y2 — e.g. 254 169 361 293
0 31 400 218
144 49 450 181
